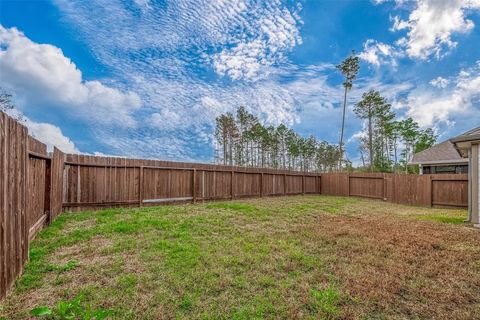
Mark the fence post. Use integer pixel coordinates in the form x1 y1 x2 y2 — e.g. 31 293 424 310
428 175 433 207
231 169 235 200
202 171 205 202
192 169 196 204
284 174 287 195
139 166 144 207
49 147 65 221
44 158 52 224
383 173 387 201
302 174 305 195
392 174 396 203
318 175 322 194
347 173 350 197
260 173 263 197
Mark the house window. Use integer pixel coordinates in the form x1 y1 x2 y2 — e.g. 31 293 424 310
456 165 468 174
422 165 467 174
435 166 456 173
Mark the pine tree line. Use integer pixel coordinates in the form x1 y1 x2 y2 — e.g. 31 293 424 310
354 90 436 173
214 106 343 172
214 96 436 173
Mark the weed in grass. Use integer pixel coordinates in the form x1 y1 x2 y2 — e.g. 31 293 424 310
116 274 137 289
310 286 340 318
52 275 70 287
150 239 201 272
30 294 111 319
179 295 194 312
47 260 78 273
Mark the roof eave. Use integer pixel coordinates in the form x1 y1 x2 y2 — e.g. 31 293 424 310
409 159 469 165
450 134 480 144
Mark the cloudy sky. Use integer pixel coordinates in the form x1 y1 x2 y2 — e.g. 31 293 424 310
0 0 479 162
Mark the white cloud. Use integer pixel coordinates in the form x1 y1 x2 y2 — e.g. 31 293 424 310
27 120 79 153
2 106 80 153
133 0 151 10
212 2 303 80
391 0 480 59
429 76 449 88
400 63 480 127
0 25 141 126
148 109 183 131
358 39 402 66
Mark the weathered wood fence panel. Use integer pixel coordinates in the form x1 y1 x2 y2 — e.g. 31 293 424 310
321 172 467 208
235 172 261 198
60 154 321 211
349 174 385 199
304 176 317 194
431 175 468 207
26 154 46 237
50 148 65 221
392 174 431 206
0 113 28 301
285 175 302 194
1 112 66 300
321 173 349 196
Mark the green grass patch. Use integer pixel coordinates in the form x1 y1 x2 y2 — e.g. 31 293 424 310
416 215 465 224
310 286 341 317
206 201 258 213
47 260 79 273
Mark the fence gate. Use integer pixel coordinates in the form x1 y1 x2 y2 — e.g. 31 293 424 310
26 151 51 241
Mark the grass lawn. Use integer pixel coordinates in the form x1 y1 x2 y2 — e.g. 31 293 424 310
1 195 480 319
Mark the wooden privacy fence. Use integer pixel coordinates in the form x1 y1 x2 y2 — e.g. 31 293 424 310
321 173 468 208
1 112 65 300
0 110 470 300
61 154 321 212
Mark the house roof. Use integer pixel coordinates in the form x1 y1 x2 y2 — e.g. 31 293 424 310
410 140 468 165
451 127 480 158
450 127 480 143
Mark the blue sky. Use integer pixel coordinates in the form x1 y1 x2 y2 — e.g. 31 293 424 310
0 0 479 163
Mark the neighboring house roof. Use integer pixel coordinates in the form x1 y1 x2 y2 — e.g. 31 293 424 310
410 140 468 165
450 127 480 143
451 127 480 158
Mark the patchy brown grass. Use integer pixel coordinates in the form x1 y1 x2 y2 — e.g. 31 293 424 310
1 195 479 319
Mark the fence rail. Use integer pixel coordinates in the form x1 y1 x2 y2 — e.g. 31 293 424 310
0 110 470 300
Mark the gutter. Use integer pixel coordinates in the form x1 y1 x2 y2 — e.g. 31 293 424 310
408 159 468 165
